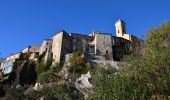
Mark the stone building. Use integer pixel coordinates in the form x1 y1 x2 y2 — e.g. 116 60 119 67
0 51 27 74
22 45 41 60
115 19 143 47
39 39 53 66
1 19 142 68
51 30 72 64
39 19 142 65
6 52 23 61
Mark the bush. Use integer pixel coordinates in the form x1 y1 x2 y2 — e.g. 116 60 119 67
4 85 25 100
19 60 37 86
26 84 72 100
37 52 49 75
38 70 60 84
37 63 62 84
68 52 90 74
0 84 5 97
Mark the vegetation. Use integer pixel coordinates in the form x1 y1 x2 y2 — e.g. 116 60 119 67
37 63 62 84
26 84 72 100
4 84 26 100
2 21 170 99
19 61 37 86
12 59 24 72
89 21 170 100
69 51 90 74
37 52 49 75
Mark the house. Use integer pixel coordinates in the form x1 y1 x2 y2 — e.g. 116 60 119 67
39 19 142 66
0 52 24 74
22 45 41 60
1 19 142 71
0 45 41 74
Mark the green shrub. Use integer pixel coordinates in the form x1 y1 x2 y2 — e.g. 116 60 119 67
68 52 90 74
38 70 60 84
4 85 25 100
37 52 50 75
26 84 72 100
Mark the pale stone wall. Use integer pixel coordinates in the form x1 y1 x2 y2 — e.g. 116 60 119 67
61 32 72 62
115 19 126 37
52 31 64 64
29 52 39 60
29 45 40 53
22 47 29 53
39 39 52 55
95 33 113 60
90 60 123 69
122 34 131 41
39 39 53 66
6 52 21 61
71 33 93 52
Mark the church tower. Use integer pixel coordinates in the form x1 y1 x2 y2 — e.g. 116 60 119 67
115 19 126 37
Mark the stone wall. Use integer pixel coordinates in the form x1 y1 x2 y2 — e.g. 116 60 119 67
29 45 41 53
52 30 72 64
6 52 22 61
39 39 52 55
90 60 123 69
71 33 93 53
95 33 113 60
52 31 63 64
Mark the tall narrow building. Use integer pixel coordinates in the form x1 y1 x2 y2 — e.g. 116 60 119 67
115 19 126 37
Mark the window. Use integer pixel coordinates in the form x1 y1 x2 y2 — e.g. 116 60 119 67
118 30 119 33
46 42 48 45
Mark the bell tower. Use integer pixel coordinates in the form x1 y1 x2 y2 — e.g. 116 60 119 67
115 19 126 37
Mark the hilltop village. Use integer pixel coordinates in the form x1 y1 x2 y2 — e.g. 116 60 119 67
0 19 142 75
0 19 143 98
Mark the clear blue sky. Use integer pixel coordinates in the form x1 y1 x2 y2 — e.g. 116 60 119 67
0 0 170 58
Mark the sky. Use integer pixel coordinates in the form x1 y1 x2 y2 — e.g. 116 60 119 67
0 0 170 58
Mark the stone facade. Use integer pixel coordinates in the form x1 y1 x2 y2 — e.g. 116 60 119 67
21 45 41 61
94 33 113 60
39 39 52 55
39 39 53 65
6 52 23 61
52 31 65 64
2 19 142 67
71 33 93 53
40 19 142 65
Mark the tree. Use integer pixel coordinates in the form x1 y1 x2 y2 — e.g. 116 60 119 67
89 21 170 100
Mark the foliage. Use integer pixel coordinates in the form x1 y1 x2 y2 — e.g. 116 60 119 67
37 52 49 75
50 63 62 73
69 52 90 74
38 70 60 84
19 60 37 86
89 21 170 99
4 85 26 100
12 60 24 72
37 63 62 84
26 84 72 100
38 52 46 62
0 84 5 97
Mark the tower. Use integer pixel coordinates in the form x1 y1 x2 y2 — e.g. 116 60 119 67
115 19 126 37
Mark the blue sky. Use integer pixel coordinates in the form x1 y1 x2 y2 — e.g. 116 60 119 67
0 0 170 58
